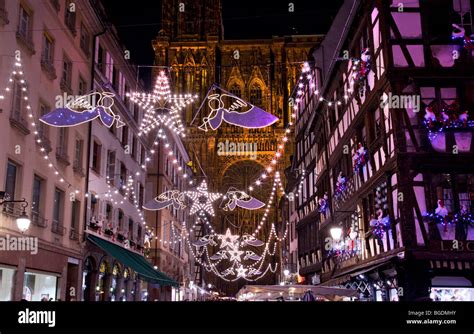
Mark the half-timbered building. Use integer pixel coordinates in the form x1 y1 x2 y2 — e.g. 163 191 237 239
291 0 474 301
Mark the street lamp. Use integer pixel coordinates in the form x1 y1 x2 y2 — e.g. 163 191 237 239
0 191 31 232
330 227 343 241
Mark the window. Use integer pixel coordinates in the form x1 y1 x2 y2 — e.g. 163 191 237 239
112 66 119 91
56 128 68 158
229 83 242 98
61 54 72 91
0 267 15 301
107 150 116 185
118 209 124 230
53 188 64 224
79 23 90 55
121 126 128 147
128 219 134 240
73 138 83 172
139 184 144 209
11 80 25 124
64 0 76 33
31 175 44 215
23 272 58 301
18 5 32 41
71 200 80 232
131 136 137 160
4 161 18 213
96 44 104 72
119 162 127 193
106 203 113 221
249 83 263 107
133 103 139 123
140 146 145 165
78 76 86 96
41 32 54 66
92 141 101 173
38 103 50 139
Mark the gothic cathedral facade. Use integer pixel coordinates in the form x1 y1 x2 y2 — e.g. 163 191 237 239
152 0 322 292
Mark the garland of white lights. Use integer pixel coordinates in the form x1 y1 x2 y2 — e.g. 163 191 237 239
0 55 82 195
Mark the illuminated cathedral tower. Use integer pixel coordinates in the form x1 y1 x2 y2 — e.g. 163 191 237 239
153 0 322 294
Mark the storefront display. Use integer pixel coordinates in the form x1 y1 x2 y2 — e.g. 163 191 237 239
22 271 58 301
0 267 15 301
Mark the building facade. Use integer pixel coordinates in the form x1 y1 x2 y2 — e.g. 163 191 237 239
81 2 151 301
152 0 322 295
145 129 194 301
0 0 176 302
0 0 94 301
292 0 474 301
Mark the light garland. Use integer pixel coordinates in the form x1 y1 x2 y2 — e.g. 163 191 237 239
0 55 81 195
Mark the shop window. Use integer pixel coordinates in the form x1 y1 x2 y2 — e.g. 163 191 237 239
0 267 15 301
22 271 58 301
97 261 108 301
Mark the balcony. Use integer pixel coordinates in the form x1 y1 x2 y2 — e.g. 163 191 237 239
31 212 48 228
40 59 57 81
15 31 35 56
9 112 30 135
51 220 66 236
56 146 70 165
69 229 79 240
60 78 72 95
73 163 86 177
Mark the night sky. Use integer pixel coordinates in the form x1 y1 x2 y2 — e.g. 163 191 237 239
102 0 343 84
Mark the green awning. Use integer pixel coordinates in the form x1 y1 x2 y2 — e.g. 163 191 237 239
88 235 178 287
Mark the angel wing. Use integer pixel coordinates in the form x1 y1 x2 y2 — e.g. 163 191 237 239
199 91 279 131
241 235 265 247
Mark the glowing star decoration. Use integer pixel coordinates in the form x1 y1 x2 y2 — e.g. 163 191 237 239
217 228 240 249
221 188 265 211
40 92 124 128
235 265 248 279
184 180 222 216
142 190 186 211
127 70 197 137
228 248 244 262
198 89 278 131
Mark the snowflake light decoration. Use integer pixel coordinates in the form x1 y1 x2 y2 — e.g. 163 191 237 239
184 180 222 216
127 70 198 137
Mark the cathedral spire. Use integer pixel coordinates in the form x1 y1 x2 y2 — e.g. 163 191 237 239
160 0 223 41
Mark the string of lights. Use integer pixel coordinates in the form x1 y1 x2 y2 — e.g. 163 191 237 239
0 56 82 196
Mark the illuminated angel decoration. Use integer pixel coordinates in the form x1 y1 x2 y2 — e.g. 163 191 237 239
198 90 278 132
221 188 265 211
142 190 186 211
40 92 124 128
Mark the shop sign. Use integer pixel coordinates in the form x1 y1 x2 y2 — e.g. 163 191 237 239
440 240 474 252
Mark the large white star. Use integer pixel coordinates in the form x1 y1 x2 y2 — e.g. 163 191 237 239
217 228 240 249
184 180 222 216
127 70 197 136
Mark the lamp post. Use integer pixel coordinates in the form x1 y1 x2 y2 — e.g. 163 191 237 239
0 191 31 232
